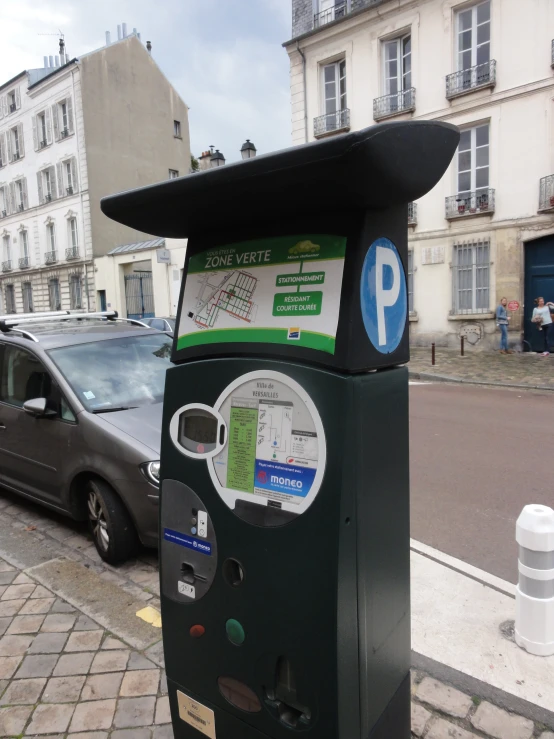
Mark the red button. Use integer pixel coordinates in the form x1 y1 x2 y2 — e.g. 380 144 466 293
190 624 205 638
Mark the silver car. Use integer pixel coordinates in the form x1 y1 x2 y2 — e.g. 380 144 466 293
0 312 171 564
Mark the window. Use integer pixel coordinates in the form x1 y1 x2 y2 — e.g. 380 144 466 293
314 0 347 27
457 124 489 202
3 234 11 264
5 284 15 313
0 133 6 168
22 282 33 313
457 1 490 71
10 125 23 161
20 229 29 266
0 187 8 217
44 169 52 199
318 59 347 132
66 161 73 193
48 278 61 311
452 241 490 315
14 179 27 211
61 101 68 132
383 34 411 96
407 251 414 313
69 274 82 310
173 120 181 138
150 318 167 331
46 223 56 255
69 218 78 249
57 158 77 196
39 113 47 146
7 90 19 113
168 169 179 179
38 166 58 203
52 97 73 140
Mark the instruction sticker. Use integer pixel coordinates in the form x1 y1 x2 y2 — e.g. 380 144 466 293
163 528 212 556
178 691 216 739
178 581 196 600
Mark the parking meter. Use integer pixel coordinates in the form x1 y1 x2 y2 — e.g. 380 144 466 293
102 121 458 739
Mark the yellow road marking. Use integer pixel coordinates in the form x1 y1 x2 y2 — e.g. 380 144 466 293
136 606 162 628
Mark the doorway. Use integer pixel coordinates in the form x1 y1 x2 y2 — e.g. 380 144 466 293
524 235 554 351
124 272 154 319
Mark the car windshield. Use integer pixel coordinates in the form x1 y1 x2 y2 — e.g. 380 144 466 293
48 333 172 412
167 319 176 331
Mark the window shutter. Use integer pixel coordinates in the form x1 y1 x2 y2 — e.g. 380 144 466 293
18 124 24 158
32 116 38 151
0 95 3 120
46 110 52 144
1 96 7 118
14 88 20 109
70 158 78 193
67 97 74 134
50 166 58 200
6 130 12 162
52 105 59 141
8 183 15 215
37 172 43 204
22 178 28 210
0 133 5 166
56 162 64 197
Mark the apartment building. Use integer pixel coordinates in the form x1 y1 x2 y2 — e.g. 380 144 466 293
284 0 554 350
0 27 190 315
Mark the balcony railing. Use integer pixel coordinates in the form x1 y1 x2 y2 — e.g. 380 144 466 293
373 88 416 121
446 60 496 99
0 210 7 219
314 1 347 27
408 202 417 225
539 174 554 212
314 108 350 138
66 247 80 260
2 261 11 273
45 250 57 265
19 257 30 269
445 189 495 219
552 39 554 67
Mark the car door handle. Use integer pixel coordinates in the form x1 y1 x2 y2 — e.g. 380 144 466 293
0 422 6 430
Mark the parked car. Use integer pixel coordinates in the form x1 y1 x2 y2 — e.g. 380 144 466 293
141 317 176 337
0 311 172 564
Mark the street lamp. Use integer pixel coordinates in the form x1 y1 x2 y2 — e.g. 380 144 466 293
240 139 257 160
210 149 225 168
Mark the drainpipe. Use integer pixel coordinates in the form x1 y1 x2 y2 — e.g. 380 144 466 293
296 41 308 144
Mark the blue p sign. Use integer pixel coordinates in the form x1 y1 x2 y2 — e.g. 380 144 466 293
360 237 407 354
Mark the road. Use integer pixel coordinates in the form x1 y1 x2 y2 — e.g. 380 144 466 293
410 382 554 583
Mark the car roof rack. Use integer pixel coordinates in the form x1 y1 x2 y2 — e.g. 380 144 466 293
0 310 151 340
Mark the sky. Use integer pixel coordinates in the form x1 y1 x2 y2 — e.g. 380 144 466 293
0 0 293 163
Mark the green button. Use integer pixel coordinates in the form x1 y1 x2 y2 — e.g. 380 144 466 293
226 618 245 646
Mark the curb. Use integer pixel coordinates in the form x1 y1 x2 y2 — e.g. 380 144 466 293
409 370 554 392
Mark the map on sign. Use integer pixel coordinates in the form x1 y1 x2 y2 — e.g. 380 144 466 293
191 270 258 330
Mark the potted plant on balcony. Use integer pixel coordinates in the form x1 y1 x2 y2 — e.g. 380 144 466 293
458 203 466 215
549 195 554 208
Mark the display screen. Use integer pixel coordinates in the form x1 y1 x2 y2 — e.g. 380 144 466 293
182 414 218 445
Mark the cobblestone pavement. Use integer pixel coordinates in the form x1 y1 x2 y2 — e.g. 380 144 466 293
409 347 554 390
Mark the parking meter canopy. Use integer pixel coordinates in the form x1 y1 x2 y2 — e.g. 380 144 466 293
102 121 459 373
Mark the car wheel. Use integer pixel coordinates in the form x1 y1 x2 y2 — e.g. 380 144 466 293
86 478 138 564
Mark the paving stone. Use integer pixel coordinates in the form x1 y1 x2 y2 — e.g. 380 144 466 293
0 678 7 695
12 573 33 585
114 696 156 728
155 695 171 725
27 701 75 734
120 668 160 697
417 678 473 719
0 571 17 585
1 583 35 600
65 630 103 652
43 674 86 703
471 702 534 739
74 614 100 631
411 703 432 736
0 617 10 637
121 581 153 601
539 734 554 739
111 729 152 739
81 671 124 701
7 613 45 634
65 534 92 551
69 698 117 732
0 634 34 656
1 677 46 704
152 725 173 739
70 733 109 739
47 525 75 542
0 561 15 573
51 598 76 613
19 597 55 615
30 585 54 599
145 640 165 667
102 636 126 650
41 612 77 632
53 651 95 676
29 632 69 654
15 654 58 678
0 585 6 598
0 704 33 734
127 651 156 670
99 571 127 587
426 717 479 739
159 670 168 695
0 598 25 616
90 649 130 673
0 655 22 678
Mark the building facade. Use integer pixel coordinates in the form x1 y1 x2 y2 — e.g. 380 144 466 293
0 28 190 316
284 0 554 350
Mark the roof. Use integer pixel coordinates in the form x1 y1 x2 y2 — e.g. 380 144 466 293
1 321 161 350
108 237 165 256
0 71 27 94
100 121 460 239
27 58 78 90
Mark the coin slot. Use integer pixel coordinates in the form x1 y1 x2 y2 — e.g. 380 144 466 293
265 656 311 729
219 424 226 446
222 558 245 588
181 562 207 585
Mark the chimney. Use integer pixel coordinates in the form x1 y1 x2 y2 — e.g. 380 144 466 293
122 23 128 38
117 25 122 40
137 32 141 40
198 151 213 172
43 56 48 68
105 31 111 46
146 40 152 53
49 56 54 67
59 37 65 57
133 27 137 36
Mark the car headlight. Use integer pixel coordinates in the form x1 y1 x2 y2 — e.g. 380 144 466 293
140 461 160 486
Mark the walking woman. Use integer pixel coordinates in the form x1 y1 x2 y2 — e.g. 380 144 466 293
532 297 554 356
496 297 511 354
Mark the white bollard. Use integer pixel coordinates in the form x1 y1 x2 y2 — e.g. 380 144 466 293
515 504 554 656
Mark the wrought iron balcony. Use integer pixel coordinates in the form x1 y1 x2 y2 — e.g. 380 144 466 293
314 1 347 27
2 261 11 273
373 88 415 121
9 103 16 113
408 202 417 226
45 250 57 265
539 174 554 212
66 247 80 260
0 210 7 219
445 189 495 219
446 60 496 99
313 108 350 138
19 257 30 269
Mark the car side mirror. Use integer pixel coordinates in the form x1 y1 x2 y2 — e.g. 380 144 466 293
23 398 56 418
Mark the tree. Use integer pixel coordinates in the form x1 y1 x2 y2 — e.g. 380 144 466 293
190 155 199 173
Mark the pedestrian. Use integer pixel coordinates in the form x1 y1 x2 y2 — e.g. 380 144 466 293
531 297 554 356
496 297 511 354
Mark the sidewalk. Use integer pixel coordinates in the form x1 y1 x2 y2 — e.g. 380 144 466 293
409 347 554 390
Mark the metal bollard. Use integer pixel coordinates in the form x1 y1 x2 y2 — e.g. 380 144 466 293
515 504 554 656
431 343 435 366
460 336 465 357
